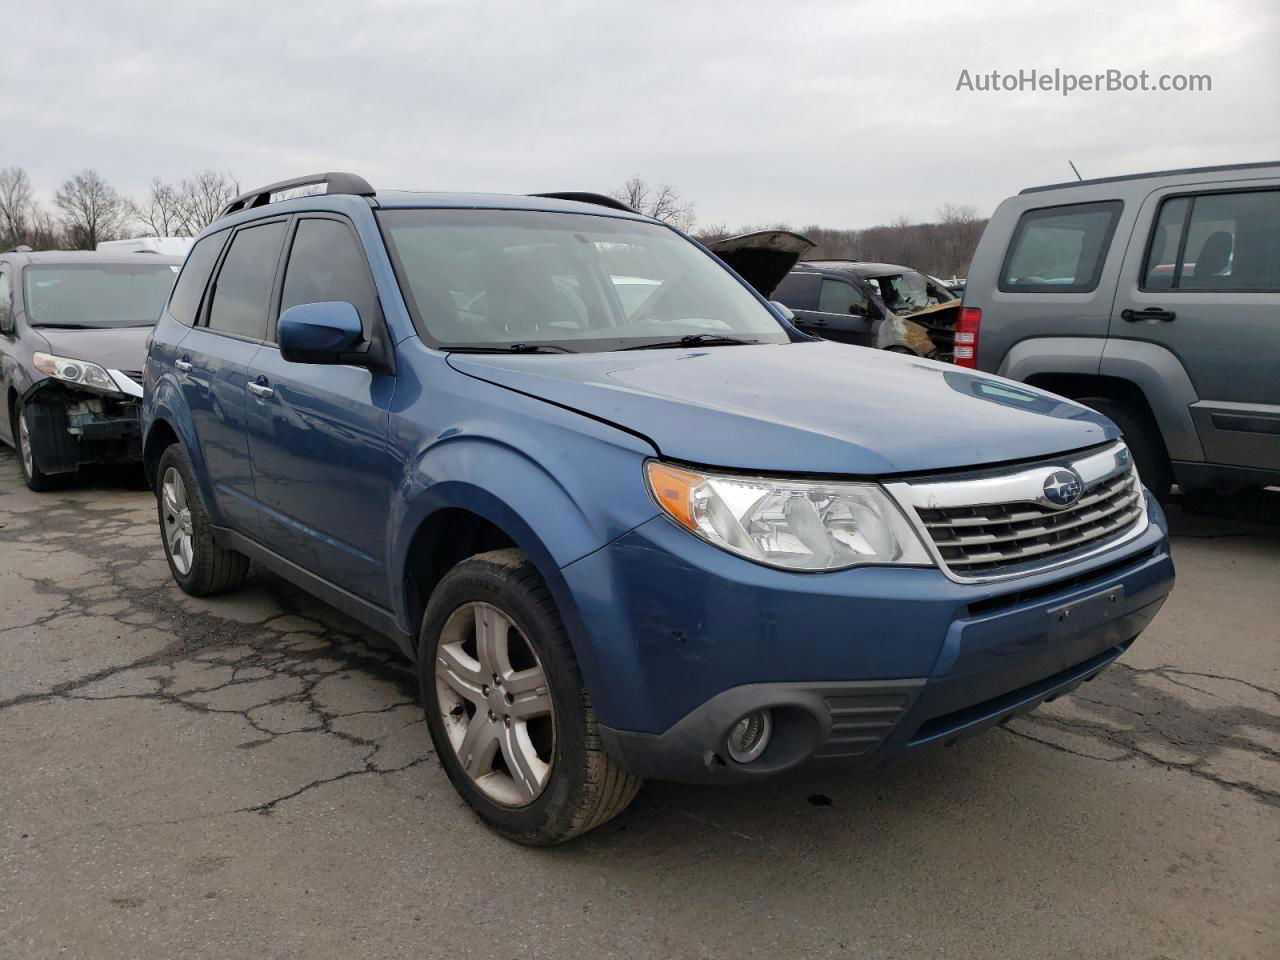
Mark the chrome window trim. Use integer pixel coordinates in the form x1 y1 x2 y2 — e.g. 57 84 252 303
884 441 1150 584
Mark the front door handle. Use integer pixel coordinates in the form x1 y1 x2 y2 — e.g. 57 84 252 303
247 379 274 399
174 357 193 373
1121 307 1176 322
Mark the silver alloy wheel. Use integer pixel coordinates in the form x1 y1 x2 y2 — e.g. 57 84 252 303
17 409 33 478
160 466 195 575
435 601 555 806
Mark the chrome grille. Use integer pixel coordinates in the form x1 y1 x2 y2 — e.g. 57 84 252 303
886 442 1148 582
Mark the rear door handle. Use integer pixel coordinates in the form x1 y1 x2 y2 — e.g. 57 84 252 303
247 379 274 399
1121 307 1176 322
174 357 193 372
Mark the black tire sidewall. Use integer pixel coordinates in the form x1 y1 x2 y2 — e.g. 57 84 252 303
417 556 590 842
12 400 56 491
156 444 210 591
1080 396 1173 498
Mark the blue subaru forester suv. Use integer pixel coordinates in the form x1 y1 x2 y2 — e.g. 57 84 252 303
142 173 1174 844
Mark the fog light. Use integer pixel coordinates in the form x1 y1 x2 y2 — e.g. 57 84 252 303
726 710 772 763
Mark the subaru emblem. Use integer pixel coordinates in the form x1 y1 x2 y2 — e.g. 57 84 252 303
1042 468 1083 508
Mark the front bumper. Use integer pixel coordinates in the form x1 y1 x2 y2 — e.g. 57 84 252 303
557 494 1173 784
25 387 142 474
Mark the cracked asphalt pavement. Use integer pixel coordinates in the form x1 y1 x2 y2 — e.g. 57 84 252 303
1 449 1277 960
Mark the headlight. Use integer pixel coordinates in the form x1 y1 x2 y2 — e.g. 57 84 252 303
33 352 121 394
645 461 932 571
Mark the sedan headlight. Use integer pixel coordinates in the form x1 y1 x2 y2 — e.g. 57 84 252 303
33 352 121 395
645 461 932 571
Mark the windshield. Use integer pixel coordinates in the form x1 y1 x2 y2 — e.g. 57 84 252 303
379 209 790 351
24 263 180 328
866 270 956 314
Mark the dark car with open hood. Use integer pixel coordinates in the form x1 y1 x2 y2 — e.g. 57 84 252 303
0 248 182 489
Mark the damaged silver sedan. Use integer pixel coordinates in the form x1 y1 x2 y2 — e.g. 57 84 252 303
0 249 182 490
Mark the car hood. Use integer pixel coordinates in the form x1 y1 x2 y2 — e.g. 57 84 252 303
706 230 815 299
32 326 150 373
447 342 1118 476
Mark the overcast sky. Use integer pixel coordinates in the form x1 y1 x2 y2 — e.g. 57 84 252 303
5 0 1278 230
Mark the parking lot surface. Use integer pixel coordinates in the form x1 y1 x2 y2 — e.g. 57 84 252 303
1 449 1276 960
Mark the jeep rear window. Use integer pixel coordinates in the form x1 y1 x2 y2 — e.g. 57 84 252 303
378 209 790 351
999 201 1122 293
24 263 180 329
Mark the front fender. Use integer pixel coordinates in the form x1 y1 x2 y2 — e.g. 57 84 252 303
142 373 220 521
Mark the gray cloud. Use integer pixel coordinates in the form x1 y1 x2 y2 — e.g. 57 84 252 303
5 0 1278 229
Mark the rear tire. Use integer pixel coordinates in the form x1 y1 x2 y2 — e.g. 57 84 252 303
1078 395 1173 500
12 400 62 492
418 549 640 845
155 444 249 596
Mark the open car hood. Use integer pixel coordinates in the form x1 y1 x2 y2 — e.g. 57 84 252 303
707 230 815 299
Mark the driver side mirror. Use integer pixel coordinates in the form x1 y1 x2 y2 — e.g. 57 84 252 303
278 301 365 365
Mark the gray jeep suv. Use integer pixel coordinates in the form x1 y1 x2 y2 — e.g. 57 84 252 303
960 161 1280 498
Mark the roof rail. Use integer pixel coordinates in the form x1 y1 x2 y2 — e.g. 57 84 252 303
219 172 375 219
1020 160 1280 194
529 191 637 213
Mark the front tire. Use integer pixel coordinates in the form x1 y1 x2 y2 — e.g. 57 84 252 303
418 549 640 845
155 444 249 596
12 401 62 492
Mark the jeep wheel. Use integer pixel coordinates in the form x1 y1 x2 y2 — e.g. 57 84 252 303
155 444 249 595
1078 396 1173 500
12 401 61 492
418 549 640 845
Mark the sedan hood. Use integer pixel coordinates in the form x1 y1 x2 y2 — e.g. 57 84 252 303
33 326 150 373
448 342 1118 476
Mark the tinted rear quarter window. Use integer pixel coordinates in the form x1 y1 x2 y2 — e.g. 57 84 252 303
167 229 227 325
1000 201 1122 293
280 218 379 334
207 221 286 340
818 278 869 314
771 272 820 309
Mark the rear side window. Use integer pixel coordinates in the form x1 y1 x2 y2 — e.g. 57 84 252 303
771 272 821 309
279 218 379 334
206 221 286 340
818 278 870 314
999 201 1122 293
167 229 227 325
1144 189 1280 292
0 269 11 332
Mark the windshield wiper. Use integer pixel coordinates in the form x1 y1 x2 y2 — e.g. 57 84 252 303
620 334 759 351
447 343 576 354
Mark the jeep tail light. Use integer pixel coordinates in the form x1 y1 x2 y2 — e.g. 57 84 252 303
954 307 981 368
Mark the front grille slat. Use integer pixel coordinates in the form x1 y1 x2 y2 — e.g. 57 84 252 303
928 484 1140 549
901 453 1146 581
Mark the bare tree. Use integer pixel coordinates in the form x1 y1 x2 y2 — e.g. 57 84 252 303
0 166 36 248
130 177 188 237
55 169 128 249
175 170 239 235
611 176 696 231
